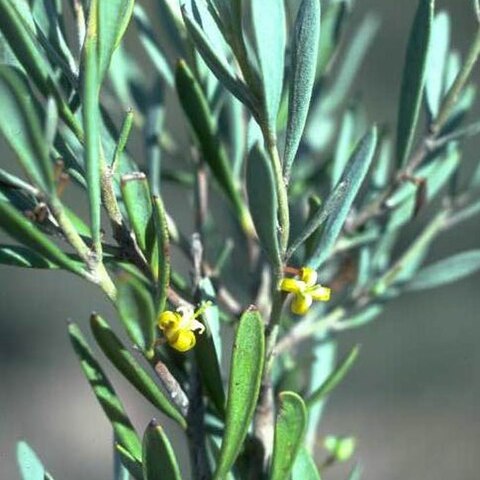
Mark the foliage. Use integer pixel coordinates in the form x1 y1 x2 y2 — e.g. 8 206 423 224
1 0 480 478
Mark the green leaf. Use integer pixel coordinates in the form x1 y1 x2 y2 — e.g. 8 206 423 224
90 314 186 428
425 11 450 118
182 7 257 115
121 173 154 259
115 443 144 480
0 201 85 276
406 250 480 291
17 441 53 480
270 392 308 480
331 107 356 188
143 420 182 480
214 307 265 479
306 345 360 406
175 59 249 231
251 0 286 132
0 66 54 193
195 278 226 416
396 0 434 166
246 143 281 267
116 274 156 357
0 244 58 269
292 447 321 480
308 127 378 268
347 464 363 480
68 322 143 464
284 0 321 178
152 196 170 314
114 439 131 480
335 304 383 331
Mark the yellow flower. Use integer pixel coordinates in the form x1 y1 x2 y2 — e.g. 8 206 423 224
157 303 210 352
279 267 331 315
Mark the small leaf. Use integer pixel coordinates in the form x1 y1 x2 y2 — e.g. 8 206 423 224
0 244 66 269
17 441 52 480
335 305 383 331
308 127 378 268
292 447 322 480
425 11 450 118
331 108 356 188
270 392 308 480
116 274 156 357
0 66 54 193
284 0 321 178
195 278 226 416
143 420 182 480
152 196 170 314
0 201 85 276
214 307 265 479
406 250 480 291
91 314 186 428
68 322 143 464
114 439 130 480
246 143 281 267
306 345 360 406
115 443 144 480
175 59 249 230
396 0 434 166
251 0 286 132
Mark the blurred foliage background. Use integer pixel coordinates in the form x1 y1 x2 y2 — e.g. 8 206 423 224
0 0 479 478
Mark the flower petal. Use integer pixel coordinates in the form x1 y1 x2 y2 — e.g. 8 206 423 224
291 293 312 315
280 278 303 293
309 285 331 302
158 311 180 330
300 267 318 286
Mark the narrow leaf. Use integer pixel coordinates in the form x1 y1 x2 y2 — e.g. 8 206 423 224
292 447 321 480
214 307 265 479
0 201 84 275
406 250 480 291
0 244 58 269
306 345 360 406
246 143 281 267
68 322 143 463
143 420 182 480
308 127 378 268
91 314 186 428
270 392 308 480
396 0 434 165
17 441 52 480
251 0 286 131
284 0 321 177
116 274 156 357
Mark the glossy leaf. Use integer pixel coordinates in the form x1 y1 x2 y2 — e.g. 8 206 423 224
0 66 54 193
284 0 321 177
308 127 378 269
425 11 450 118
246 143 281 267
251 0 286 132
0 201 85 276
396 0 434 166
306 345 360 406
292 447 321 480
68 322 143 464
214 307 265 479
91 314 186 428
116 274 156 357
406 250 480 291
270 392 308 480
143 420 181 480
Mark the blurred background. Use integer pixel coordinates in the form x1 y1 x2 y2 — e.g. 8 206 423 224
1 0 479 478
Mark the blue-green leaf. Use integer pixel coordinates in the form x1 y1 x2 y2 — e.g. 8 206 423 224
308 127 378 269
284 0 321 178
17 441 53 480
142 420 182 480
396 0 434 166
271 392 308 480
214 307 265 479
406 250 480 291
292 447 321 480
251 0 286 132
246 143 281 267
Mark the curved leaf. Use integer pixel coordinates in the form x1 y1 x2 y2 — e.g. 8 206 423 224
292 447 321 480
284 0 321 178
90 314 186 428
214 307 265 479
17 441 52 480
142 420 182 480
270 392 308 480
